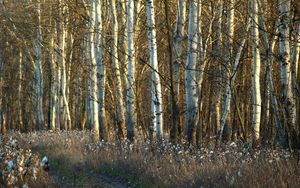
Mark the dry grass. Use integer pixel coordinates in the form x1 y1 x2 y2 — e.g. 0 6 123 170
0 134 56 188
8 130 300 188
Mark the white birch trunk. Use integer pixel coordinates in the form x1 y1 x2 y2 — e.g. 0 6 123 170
110 0 127 140
292 19 300 83
118 1 128 96
185 0 198 144
146 0 164 141
34 0 44 130
221 0 235 133
89 0 100 140
55 60 61 130
58 0 71 130
95 0 108 140
268 35 286 144
251 0 262 144
18 50 23 130
292 19 300 128
126 0 136 141
278 0 296 130
219 19 250 141
173 0 186 97
49 12 57 130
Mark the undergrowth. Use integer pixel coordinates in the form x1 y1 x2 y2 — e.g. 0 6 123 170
7 130 300 188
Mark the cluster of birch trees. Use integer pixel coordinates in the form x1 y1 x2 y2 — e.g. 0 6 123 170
0 0 299 148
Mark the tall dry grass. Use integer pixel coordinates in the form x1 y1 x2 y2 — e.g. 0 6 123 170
10 130 300 188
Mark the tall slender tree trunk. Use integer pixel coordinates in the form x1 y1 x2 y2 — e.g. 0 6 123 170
96 0 108 141
118 0 128 97
146 0 164 142
251 0 262 145
291 19 300 130
110 0 127 141
34 0 44 130
219 19 250 141
257 1 287 146
171 0 186 143
221 0 235 139
126 0 137 141
278 0 296 148
49 15 57 130
214 0 223 134
89 0 100 141
58 0 71 130
18 50 23 130
186 0 198 145
164 0 177 143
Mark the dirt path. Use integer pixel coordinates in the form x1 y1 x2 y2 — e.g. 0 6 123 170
50 169 132 188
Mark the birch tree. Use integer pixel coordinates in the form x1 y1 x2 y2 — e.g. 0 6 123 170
220 0 235 138
58 0 72 130
257 1 287 146
110 0 126 141
278 0 296 137
126 0 136 141
219 18 250 141
49 16 57 130
146 0 164 142
214 0 223 134
33 0 44 130
251 0 261 145
89 0 100 140
186 0 198 145
18 50 23 130
171 0 186 142
95 0 108 140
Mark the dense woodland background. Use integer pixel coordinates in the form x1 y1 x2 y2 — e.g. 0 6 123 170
0 0 300 149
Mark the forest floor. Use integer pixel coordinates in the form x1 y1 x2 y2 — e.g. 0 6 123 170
2 130 300 187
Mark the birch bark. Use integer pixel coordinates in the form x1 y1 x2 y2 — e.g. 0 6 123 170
146 0 164 141
251 0 262 145
95 0 108 141
126 0 136 141
186 0 198 145
34 0 44 130
278 0 296 133
110 0 126 141
89 0 100 140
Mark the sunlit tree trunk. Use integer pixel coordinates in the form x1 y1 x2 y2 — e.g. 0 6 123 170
257 2 286 145
220 0 235 139
126 0 136 141
146 0 164 142
214 0 223 134
89 0 100 141
110 0 127 141
171 0 186 143
268 36 287 146
58 0 71 130
186 0 198 145
278 0 296 140
49 17 57 130
251 0 261 145
219 19 250 141
291 19 300 128
33 0 44 130
18 50 23 130
96 0 108 141
118 0 128 96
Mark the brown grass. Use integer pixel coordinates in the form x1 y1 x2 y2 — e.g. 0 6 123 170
9 130 300 188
